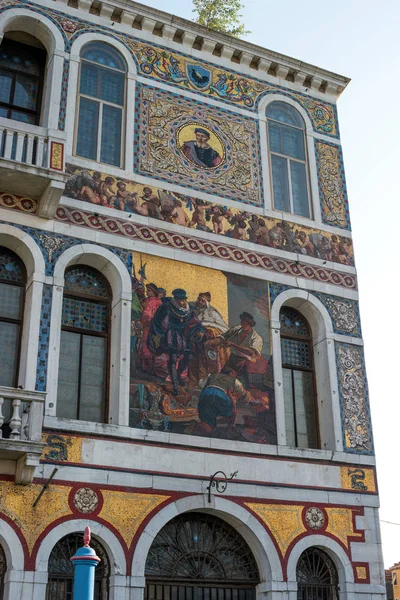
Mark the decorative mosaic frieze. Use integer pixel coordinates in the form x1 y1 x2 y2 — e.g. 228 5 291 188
0 218 132 276
35 283 52 391
336 343 373 455
0 192 36 213
64 164 355 267
316 141 350 230
269 284 360 337
58 58 70 131
56 206 357 290
135 85 263 206
0 1 339 137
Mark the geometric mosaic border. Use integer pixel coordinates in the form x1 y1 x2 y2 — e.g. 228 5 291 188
56 206 358 290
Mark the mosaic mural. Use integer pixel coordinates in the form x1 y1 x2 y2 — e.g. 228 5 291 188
0 1 338 137
336 343 373 454
316 141 350 230
64 164 355 267
129 254 276 444
135 85 262 206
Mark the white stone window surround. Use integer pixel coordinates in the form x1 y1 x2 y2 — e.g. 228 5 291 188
0 518 25 600
65 33 137 172
270 289 344 452
258 93 322 224
34 518 127 600
0 8 66 131
0 224 45 391
46 243 132 426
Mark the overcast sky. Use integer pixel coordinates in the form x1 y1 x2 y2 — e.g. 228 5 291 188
139 0 399 567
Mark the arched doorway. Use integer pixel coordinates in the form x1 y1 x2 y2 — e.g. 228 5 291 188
46 532 110 599
296 547 339 599
145 513 260 600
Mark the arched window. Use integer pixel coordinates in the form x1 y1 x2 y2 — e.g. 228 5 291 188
0 543 6 600
0 247 26 388
75 42 126 167
280 306 318 449
0 37 46 125
57 266 111 423
46 532 110 600
266 101 311 218
145 513 259 600
297 547 339 599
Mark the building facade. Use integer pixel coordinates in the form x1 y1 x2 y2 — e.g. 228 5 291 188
0 0 385 598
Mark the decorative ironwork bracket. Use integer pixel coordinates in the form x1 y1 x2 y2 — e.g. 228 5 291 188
207 470 238 503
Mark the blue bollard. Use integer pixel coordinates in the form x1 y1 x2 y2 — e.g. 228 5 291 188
70 526 101 600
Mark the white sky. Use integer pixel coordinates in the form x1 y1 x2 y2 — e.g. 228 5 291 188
139 0 399 567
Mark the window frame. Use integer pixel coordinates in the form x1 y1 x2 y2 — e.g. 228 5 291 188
74 43 127 168
280 307 320 449
58 266 111 423
0 247 26 389
0 38 46 126
266 102 313 219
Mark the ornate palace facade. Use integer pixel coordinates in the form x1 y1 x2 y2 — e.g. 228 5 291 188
0 0 384 598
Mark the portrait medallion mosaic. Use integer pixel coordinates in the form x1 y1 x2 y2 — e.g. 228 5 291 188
134 85 263 206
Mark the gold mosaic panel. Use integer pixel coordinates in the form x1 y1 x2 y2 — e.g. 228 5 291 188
245 503 305 556
325 507 363 550
98 491 169 547
356 566 367 579
317 142 349 229
0 481 71 553
340 467 376 493
41 433 83 463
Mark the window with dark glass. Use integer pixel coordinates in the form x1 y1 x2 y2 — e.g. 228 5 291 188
75 42 126 167
267 101 311 218
145 512 259 600
46 533 109 600
0 38 46 125
280 306 318 449
0 247 25 388
57 266 111 423
297 547 339 600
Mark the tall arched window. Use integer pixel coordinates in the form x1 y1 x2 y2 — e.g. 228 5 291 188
145 513 259 600
280 306 318 449
46 532 110 600
0 247 26 388
297 547 339 599
75 42 126 167
266 101 311 218
57 266 111 423
0 37 46 125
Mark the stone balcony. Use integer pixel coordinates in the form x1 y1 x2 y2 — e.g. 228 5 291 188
0 118 68 218
0 386 46 484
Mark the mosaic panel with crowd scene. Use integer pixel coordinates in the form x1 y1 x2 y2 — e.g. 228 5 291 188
129 254 276 444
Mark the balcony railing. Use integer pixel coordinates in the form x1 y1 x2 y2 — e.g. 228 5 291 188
0 118 65 171
0 386 45 442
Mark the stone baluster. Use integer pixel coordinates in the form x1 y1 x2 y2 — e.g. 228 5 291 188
0 397 4 438
9 398 22 439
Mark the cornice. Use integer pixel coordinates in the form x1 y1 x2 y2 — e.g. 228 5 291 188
54 0 350 98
